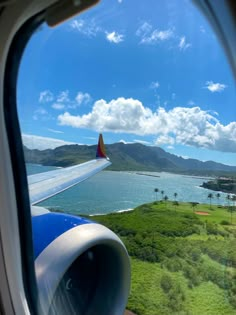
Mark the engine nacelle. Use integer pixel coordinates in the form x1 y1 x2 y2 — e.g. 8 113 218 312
32 212 130 315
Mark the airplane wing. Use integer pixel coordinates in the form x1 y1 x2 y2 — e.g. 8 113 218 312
28 134 111 205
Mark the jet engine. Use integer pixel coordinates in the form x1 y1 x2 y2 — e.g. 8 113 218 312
32 211 130 315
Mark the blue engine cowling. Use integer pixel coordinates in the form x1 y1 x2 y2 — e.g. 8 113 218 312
32 210 130 315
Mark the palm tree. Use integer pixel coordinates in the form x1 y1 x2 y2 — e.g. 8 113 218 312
226 194 232 223
226 194 231 207
154 188 159 201
207 193 213 209
161 190 165 200
216 193 221 207
173 192 178 211
164 195 168 207
190 202 199 212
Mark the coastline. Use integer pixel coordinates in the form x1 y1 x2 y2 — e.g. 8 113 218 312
89 208 134 216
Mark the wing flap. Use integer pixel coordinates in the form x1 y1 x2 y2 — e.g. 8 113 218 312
29 158 111 205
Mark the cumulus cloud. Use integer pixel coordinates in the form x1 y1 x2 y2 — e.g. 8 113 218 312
136 22 173 44
205 81 227 93
155 135 175 146
58 97 153 134
39 90 54 103
22 134 78 150
178 36 191 50
58 96 236 153
106 31 124 43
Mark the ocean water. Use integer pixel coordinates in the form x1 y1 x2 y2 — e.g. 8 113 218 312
27 164 229 215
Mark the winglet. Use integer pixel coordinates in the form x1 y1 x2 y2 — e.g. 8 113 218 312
96 134 108 159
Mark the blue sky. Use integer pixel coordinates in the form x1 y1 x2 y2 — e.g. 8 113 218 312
17 0 236 165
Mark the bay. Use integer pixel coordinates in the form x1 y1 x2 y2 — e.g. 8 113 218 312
27 163 229 216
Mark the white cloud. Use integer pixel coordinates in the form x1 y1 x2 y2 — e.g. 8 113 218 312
58 97 153 134
70 19 84 31
52 103 65 110
119 139 134 144
22 134 78 150
75 92 91 106
70 19 125 45
33 107 49 120
70 19 101 37
178 36 191 50
58 96 236 153
57 90 70 102
83 136 97 140
150 81 160 89
106 31 124 44
39 90 54 103
136 22 152 37
119 139 128 144
136 22 173 44
205 81 227 93
155 135 175 146
35 108 47 115
134 139 151 145
47 128 64 134
49 90 91 110
141 29 173 44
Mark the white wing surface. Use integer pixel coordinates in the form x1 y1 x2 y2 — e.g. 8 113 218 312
29 158 111 205
28 134 111 205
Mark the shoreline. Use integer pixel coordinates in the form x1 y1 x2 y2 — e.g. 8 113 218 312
89 208 134 216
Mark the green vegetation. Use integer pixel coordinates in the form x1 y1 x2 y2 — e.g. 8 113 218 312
91 201 236 315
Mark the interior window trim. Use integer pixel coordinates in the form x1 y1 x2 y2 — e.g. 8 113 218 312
3 12 45 315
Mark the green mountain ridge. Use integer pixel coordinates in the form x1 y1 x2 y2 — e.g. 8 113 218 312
23 142 236 175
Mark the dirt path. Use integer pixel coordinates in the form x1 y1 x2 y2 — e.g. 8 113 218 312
195 211 210 216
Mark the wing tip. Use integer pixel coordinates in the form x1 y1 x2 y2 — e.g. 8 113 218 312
96 134 108 159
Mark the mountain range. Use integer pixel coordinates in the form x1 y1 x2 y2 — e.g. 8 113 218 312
23 142 236 176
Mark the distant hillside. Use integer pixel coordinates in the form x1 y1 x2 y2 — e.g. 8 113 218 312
23 142 236 175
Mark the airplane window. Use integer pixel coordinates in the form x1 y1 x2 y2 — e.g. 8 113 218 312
16 0 236 314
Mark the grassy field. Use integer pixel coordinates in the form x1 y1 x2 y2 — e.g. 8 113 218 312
92 201 236 315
